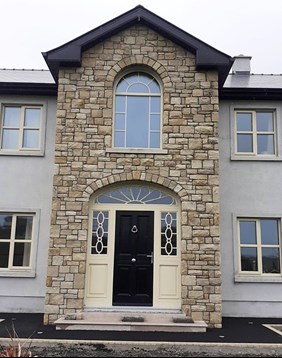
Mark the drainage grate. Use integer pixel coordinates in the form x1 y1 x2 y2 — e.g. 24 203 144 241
172 317 194 323
121 316 145 322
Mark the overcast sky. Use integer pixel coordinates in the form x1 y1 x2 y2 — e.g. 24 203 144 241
0 0 280 74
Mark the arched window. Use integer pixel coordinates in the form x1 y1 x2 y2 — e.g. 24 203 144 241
114 72 161 149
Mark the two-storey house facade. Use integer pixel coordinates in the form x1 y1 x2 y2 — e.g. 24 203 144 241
0 6 281 329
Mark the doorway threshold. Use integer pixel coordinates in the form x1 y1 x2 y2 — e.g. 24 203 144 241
54 309 207 333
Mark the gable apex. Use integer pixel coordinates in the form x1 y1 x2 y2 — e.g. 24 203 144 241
42 5 233 85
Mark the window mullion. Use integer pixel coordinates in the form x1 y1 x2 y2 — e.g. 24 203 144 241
124 96 128 147
256 219 262 274
279 220 282 274
19 107 25 150
252 111 257 155
148 97 151 148
8 215 17 269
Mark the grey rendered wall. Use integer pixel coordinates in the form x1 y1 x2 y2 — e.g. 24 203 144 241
0 95 56 312
219 99 282 317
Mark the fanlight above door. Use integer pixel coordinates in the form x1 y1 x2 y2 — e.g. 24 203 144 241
94 185 176 205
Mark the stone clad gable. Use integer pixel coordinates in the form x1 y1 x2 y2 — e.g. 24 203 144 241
45 24 221 328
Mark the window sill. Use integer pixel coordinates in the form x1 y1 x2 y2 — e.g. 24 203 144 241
0 270 36 278
235 274 282 283
0 150 44 157
106 148 168 154
231 154 282 161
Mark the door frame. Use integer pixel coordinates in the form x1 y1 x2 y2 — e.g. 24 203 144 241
84 185 181 310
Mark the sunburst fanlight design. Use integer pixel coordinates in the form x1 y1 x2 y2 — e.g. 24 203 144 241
95 185 176 205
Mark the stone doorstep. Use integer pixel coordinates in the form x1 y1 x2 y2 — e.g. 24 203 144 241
54 311 207 332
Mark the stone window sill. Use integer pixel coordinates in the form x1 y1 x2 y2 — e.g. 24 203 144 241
0 270 36 278
106 148 168 154
235 274 282 283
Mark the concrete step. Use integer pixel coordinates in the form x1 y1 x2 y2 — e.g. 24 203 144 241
54 310 207 332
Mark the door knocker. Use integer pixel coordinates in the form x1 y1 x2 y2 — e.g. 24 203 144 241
131 225 138 233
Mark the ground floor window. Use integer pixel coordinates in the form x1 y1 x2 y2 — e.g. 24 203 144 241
238 218 281 275
0 213 34 270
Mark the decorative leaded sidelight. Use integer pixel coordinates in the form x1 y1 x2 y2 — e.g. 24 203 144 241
161 212 177 256
91 211 109 255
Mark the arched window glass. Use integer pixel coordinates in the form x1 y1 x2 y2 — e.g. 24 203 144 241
114 72 161 149
94 185 176 205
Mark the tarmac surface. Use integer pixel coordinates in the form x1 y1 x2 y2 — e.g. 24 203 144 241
0 313 281 357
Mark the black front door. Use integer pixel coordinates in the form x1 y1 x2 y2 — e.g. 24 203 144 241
113 211 154 306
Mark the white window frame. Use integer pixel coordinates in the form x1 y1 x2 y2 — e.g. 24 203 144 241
110 69 165 154
0 101 47 156
235 109 276 156
0 210 39 277
233 214 282 282
230 103 282 161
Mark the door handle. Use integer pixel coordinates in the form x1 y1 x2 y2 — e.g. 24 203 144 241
131 258 136 263
146 252 154 264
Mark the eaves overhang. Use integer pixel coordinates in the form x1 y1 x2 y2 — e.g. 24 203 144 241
43 5 233 87
220 87 282 100
0 82 57 96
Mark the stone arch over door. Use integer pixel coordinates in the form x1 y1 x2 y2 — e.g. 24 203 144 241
84 172 187 201
84 180 183 310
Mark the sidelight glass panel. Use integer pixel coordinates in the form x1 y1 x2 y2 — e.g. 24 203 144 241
92 211 109 255
161 212 177 256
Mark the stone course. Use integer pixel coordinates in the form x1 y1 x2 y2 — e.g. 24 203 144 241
44 25 221 328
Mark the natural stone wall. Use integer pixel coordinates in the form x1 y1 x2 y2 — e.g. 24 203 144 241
44 25 221 328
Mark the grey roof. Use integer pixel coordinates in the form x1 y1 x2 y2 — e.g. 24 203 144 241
224 73 282 89
43 5 233 85
0 69 55 84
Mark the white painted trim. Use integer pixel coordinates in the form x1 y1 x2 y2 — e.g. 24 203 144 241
85 184 181 310
0 100 47 156
0 208 40 277
232 213 282 281
229 102 282 161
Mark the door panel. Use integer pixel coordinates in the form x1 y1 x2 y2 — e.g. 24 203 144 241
113 211 154 306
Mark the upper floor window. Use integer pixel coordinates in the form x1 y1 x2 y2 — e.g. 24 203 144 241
238 218 281 275
114 72 161 149
235 110 276 156
0 105 42 152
